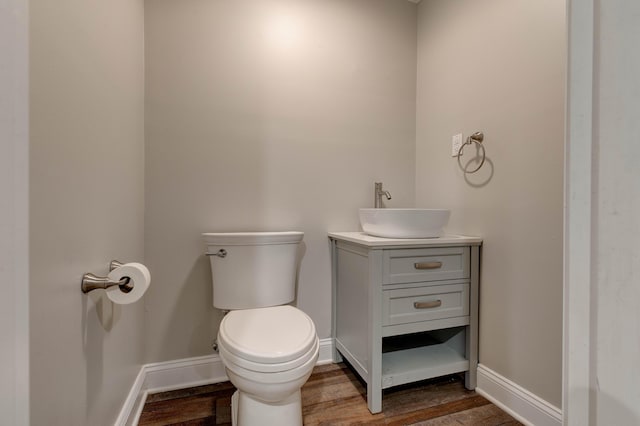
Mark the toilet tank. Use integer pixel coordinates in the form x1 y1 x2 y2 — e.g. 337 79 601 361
202 232 303 310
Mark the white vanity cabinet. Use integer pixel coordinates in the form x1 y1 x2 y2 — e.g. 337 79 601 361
329 232 482 414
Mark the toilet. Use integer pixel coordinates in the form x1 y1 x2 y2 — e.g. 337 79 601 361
203 231 319 426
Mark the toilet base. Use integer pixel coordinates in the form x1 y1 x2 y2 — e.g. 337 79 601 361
231 389 302 426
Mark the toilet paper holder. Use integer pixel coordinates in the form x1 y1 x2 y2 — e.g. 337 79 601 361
81 260 133 294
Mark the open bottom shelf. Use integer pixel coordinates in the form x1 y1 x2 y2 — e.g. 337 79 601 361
381 343 469 389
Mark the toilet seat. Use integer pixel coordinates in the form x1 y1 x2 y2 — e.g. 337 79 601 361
218 305 317 373
218 337 318 374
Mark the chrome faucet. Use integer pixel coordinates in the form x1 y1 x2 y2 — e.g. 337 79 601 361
374 182 392 208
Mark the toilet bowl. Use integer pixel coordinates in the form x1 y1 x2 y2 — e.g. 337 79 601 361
217 306 319 425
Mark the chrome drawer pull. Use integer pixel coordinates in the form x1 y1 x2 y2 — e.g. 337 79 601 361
414 300 442 309
414 261 443 270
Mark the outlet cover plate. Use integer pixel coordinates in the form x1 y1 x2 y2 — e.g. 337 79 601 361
452 133 463 157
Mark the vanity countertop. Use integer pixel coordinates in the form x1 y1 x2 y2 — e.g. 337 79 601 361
328 232 482 248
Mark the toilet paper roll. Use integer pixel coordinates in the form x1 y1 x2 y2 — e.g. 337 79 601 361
106 262 151 305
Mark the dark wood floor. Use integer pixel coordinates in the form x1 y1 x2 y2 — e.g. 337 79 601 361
139 363 521 425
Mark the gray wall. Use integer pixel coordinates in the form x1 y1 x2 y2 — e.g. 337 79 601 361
29 0 146 423
144 0 417 362
415 0 565 407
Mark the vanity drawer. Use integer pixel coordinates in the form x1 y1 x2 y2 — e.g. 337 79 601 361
382 283 469 326
382 247 469 285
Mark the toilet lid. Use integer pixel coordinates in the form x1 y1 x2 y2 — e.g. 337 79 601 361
218 305 317 365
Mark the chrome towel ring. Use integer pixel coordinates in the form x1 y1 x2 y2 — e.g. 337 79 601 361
457 131 485 174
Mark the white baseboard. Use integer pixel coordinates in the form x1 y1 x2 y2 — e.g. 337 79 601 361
116 338 335 426
114 367 146 426
476 364 562 426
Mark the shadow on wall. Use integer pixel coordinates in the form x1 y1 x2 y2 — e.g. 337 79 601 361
81 290 120 418
292 241 307 306
162 254 223 357
458 144 494 188
462 157 494 188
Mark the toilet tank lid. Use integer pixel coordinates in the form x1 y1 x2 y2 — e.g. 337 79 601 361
202 231 303 246
218 306 317 364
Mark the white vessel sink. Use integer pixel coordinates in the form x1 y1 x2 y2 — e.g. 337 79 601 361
359 208 450 239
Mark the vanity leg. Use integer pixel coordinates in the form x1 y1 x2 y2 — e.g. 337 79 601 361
333 348 343 363
367 250 383 413
368 349 382 413
465 245 480 389
330 239 343 365
367 384 382 413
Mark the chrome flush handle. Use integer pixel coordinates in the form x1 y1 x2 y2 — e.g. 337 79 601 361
206 249 227 258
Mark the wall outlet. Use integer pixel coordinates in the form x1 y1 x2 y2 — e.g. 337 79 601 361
452 133 463 157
